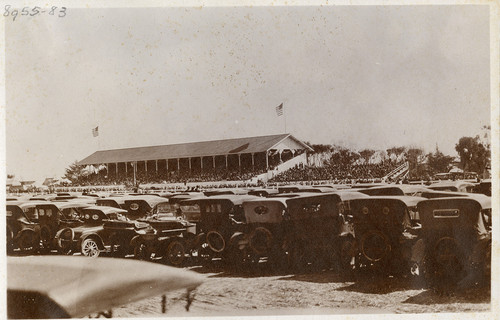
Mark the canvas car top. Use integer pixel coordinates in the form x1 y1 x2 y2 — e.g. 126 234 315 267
7 256 204 319
417 197 489 238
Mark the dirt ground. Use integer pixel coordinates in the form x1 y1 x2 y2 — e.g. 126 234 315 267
112 261 491 317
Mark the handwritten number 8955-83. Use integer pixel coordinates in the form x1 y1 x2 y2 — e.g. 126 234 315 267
4 5 67 21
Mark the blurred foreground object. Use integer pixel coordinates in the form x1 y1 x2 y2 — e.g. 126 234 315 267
7 256 204 318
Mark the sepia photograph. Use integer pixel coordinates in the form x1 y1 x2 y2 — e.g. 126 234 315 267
2 1 498 319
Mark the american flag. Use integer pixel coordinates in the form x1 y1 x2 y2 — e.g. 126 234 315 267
275 103 284 116
92 126 99 137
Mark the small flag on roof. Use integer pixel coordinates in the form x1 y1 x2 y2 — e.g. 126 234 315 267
276 103 284 117
92 126 99 137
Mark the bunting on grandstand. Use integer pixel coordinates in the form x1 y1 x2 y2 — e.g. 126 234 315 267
276 103 284 116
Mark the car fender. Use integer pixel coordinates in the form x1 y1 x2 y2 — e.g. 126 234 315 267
15 228 38 242
129 235 143 247
79 234 105 250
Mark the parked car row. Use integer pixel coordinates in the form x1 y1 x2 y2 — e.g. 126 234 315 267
6 181 492 290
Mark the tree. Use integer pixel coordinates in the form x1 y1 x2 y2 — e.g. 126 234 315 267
455 136 490 174
63 161 85 183
406 147 427 178
427 149 454 174
359 149 375 164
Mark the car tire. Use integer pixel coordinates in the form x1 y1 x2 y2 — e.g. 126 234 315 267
18 231 38 255
81 238 101 258
359 230 391 263
164 239 186 267
206 231 226 253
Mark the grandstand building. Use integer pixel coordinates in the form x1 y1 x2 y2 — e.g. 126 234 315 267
77 133 313 184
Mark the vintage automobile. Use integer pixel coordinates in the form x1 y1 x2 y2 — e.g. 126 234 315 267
129 199 195 265
241 197 292 267
35 202 91 252
415 197 491 289
349 196 426 276
284 193 348 271
190 195 258 264
7 256 204 318
6 201 46 254
243 193 350 271
54 205 149 257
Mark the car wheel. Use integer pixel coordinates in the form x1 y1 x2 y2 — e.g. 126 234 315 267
164 240 186 267
57 228 74 255
18 232 38 255
81 238 101 258
249 227 273 256
360 230 391 263
206 231 226 253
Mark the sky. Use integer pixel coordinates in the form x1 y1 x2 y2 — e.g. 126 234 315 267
4 4 491 182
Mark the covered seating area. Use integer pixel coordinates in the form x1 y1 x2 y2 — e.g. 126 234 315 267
77 134 312 185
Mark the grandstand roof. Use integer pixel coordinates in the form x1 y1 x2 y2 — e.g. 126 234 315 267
78 133 312 165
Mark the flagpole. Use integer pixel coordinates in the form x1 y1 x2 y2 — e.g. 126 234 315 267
284 111 287 133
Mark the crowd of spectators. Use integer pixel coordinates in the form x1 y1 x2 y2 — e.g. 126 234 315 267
269 161 401 183
70 167 267 187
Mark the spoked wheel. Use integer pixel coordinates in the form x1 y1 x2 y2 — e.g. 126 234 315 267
18 232 39 255
164 240 186 267
57 228 74 255
81 238 101 258
39 226 52 254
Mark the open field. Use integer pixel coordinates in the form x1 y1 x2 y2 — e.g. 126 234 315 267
112 262 491 317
